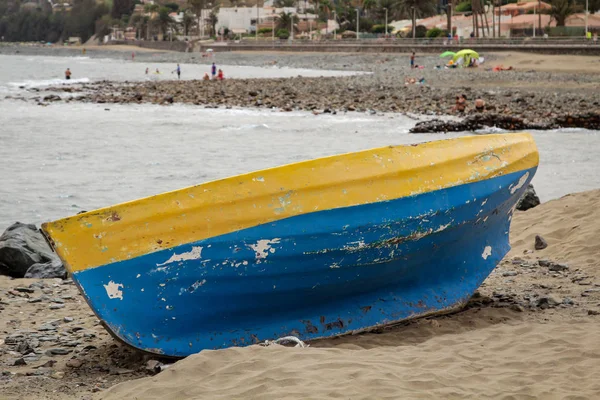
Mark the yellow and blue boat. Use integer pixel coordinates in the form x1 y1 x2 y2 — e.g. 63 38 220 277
41 133 538 357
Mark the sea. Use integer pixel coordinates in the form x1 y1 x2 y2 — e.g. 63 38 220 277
1 53 599 232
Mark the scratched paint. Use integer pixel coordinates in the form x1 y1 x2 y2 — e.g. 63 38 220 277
103 281 124 300
156 246 203 267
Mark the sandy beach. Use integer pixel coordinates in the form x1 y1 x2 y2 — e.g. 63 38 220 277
2 189 600 399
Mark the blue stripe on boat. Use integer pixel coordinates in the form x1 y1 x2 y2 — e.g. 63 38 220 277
73 167 536 356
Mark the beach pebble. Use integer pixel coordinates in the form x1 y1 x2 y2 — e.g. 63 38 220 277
63 317 74 323
49 303 65 310
534 235 548 250
66 358 83 368
46 348 71 356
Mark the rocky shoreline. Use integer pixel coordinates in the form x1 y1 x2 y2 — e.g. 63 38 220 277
4 45 600 132
24 76 599 133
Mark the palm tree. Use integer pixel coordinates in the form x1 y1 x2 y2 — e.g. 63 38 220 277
276 11 299 32
182 11 196 35
206 10 219 36
317 0 332 33
548 0 575 26
158 6 175 39
391 0 436 37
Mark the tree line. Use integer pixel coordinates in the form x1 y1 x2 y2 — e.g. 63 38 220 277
1 0 598 43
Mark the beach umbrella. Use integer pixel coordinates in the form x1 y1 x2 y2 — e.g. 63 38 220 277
440 51 456 58
452 49 480 64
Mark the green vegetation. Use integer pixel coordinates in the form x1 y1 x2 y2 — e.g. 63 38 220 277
276 28 289 39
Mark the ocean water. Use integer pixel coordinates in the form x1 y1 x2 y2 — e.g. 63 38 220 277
1 54 600 232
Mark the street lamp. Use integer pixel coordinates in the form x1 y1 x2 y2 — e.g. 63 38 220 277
356 8 359 41
334 10 337 40
384 7 388 36
585 0 589 37
256 5 259 41
291 13 294 41
272 11 275 41
411 6 415 39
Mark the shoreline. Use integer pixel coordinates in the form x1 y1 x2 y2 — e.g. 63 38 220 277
3 45 600 132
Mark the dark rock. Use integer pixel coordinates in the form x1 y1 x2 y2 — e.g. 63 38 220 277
588 309 600 316
0 222 65 278
537 294 561 308
66 358 83 368
12 358 27 366
516 184 541 211
13 287 35 293
534 235 548 250
548 263 569 272
45 348 71 356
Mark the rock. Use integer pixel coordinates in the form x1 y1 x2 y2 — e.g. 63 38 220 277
0 222 65 278
63 317 74 323
49 303 65 310
516 184 541 211
12 358 27 366
13 287 35 293
25 260 67 279
38 323 58 331
66 358 83 368
548 263 569 272
534 235 548 250
50 371 65 379
145 360 163 373
43 94 61 102
46 348 71 356
502 271 518 277
510 304 525 312
537 294 561 308
588 310 600 316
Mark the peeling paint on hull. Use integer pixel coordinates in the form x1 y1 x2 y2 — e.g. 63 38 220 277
71 166 537 357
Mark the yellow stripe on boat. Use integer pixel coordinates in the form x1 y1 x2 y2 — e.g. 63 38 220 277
42 133 539 272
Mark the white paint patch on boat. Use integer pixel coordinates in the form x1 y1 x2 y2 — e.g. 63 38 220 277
509 172 529 194
156 246 203 267
482 246 492 260
248 239 281 260
329 262 341 269
253 176 265 182
435 223 451 233
103 281 124 300
481 199 488 206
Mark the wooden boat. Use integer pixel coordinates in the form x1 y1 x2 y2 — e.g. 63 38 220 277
41 133 538 357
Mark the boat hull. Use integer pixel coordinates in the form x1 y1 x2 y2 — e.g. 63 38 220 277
42 133 539 357
71 167 534 356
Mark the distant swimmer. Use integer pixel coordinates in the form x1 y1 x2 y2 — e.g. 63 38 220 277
155 68 160 74
145 67 149 75
65 68 72 80
132 52 135 61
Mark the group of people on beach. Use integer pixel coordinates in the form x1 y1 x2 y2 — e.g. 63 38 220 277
142 62 224 81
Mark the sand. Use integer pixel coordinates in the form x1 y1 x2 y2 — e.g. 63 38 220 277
2 190 600 399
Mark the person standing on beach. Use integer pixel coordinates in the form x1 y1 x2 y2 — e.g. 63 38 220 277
65 68 72 80
132 52 135 61
410 52 415 69
175 64 181 80
211 62 217 79
145 67 149 75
